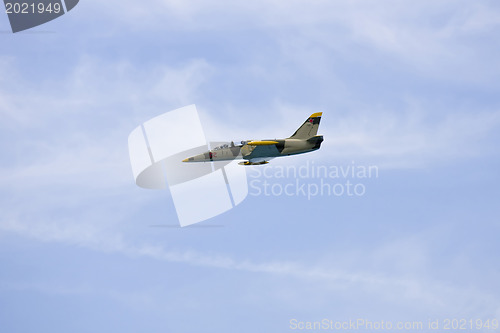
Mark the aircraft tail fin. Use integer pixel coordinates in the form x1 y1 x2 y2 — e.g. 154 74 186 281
288 112 322 139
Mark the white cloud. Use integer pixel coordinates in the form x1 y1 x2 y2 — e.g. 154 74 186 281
1 214 498 319
0 55 214 190
79 1 500 75
324 108 500 168
0 55 212 128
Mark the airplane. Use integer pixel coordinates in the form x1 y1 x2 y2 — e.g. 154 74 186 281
182 112 323 165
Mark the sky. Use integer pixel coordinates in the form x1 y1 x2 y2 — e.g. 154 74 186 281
1 0 500 332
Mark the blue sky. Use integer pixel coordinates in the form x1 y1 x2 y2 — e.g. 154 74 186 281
1 1 500 332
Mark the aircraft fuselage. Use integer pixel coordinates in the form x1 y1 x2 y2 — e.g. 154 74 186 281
183 112 324 165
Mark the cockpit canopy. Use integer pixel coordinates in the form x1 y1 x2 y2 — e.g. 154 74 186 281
212 143 229 150
211 140 248 150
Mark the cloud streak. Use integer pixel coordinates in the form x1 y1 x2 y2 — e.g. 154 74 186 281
1 213 498 320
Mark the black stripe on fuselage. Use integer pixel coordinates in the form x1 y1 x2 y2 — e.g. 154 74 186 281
275 140 285 153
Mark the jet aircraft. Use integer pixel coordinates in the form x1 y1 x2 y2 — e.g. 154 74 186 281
183 112 323 165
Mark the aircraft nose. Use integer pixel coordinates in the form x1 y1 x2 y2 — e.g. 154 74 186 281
182 153 206 162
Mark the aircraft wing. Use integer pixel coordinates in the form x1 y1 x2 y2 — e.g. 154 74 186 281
241 142 280 161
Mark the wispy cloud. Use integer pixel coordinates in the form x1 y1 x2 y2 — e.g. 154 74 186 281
0 55 213 188
326 107 500 168
78 1 500 78
1 214 498 319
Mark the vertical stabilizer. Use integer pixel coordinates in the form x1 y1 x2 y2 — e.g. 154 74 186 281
288 112 322 139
